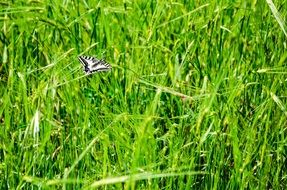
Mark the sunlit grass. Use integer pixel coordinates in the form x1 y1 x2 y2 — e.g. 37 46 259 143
0 0 287 189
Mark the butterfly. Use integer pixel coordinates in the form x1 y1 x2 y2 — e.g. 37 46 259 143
78 55 112 74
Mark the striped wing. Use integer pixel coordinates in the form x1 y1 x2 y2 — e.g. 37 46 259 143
78 55 111 74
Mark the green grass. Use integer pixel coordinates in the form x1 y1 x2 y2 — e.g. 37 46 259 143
1 0 287 189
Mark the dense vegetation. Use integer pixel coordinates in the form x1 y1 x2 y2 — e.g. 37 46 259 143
0 0 286 189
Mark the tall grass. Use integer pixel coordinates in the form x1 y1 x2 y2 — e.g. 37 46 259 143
0 0 286 189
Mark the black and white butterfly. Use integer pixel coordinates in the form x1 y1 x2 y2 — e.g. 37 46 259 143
78 55 112 74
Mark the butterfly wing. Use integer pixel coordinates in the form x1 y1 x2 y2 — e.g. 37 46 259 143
89 59 112 72
78 56 96 73
78 56 111 74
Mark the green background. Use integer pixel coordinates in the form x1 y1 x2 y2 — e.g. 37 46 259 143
0 0 287 189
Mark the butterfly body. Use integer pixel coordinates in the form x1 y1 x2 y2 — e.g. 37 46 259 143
78 56 111 74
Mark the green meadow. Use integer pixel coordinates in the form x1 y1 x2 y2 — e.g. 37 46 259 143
1 0 287 189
